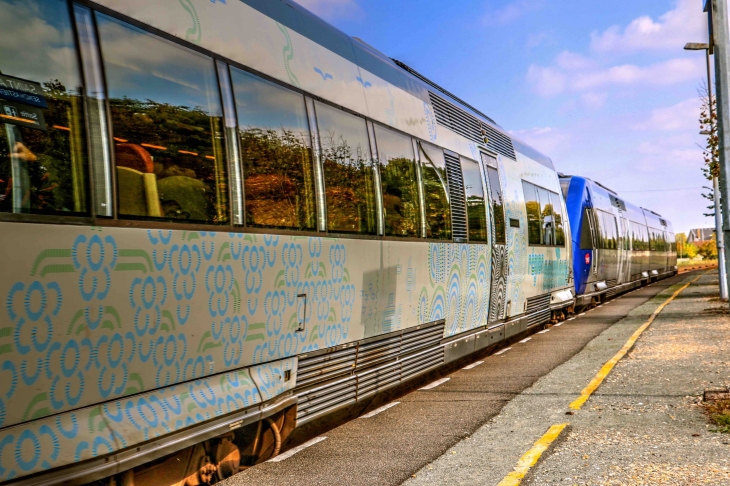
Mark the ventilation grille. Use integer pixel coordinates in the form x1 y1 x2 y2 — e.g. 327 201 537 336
429 92 516 160
444 152 467 242
525 293 551 314
294 321 445 425
659 219 667 227
605 279 618 288
609 195 626 211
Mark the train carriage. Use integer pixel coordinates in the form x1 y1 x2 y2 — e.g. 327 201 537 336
0 0 579 484
560 175 677 308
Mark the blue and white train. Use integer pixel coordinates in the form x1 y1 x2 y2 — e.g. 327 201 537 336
560 175 677 308
0 0 674 485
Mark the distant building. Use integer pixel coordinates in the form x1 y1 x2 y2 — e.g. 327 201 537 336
687 228 715 244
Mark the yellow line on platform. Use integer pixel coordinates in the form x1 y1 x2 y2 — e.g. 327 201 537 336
497 423 569 486
568 272 704 410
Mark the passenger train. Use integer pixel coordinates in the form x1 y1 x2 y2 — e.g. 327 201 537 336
560 176 677 308
0 0 675 485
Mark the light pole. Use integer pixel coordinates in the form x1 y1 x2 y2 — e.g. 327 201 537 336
684 41 728 299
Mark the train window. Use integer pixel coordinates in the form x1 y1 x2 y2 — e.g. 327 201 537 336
419 142 451 240
375 125 421 238
522 181 542 245
580 207 594 250
98 15 228 223
549 191 565 246
461 157 487 242
536 186 555 245
486 165 506 245
0 0 89 216
230 67 315 230
315 102 377 234
601 211 618 250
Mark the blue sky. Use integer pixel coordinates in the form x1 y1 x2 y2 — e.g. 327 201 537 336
296 0 712 234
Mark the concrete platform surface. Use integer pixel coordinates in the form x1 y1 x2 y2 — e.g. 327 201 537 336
222 271 705 486
405 270 730 485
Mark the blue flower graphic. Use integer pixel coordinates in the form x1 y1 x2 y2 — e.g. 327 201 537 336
129 276 168 336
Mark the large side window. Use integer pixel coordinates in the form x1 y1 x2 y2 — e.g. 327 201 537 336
549 192 565 247
461 157 487 242
315 102 377 235
419 141 451 240
536 186 554 245
522 181 541 245
485 165 506 245
98 14 228 223
0 0 89 215
230 68 315 230
375 125 420 238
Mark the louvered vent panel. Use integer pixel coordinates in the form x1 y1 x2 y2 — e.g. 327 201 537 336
294 321 445 425
429 92 516 160
525 293 551 314
444 153 468 241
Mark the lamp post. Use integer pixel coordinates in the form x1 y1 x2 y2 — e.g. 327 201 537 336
684 41 728 299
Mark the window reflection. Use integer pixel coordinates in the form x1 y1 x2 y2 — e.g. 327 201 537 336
485 164 505 245
548 192 565 246
97 14 228 224
460 158 486 242
231 68 315 230
419 142 451 240
0 0 88 215
375 126 420 238
315 102 376 234
522 182 541 245
536 187 554 245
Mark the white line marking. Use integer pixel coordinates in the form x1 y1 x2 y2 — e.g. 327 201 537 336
597 304 603 308
420 377 450 390
462 361 484 370
554 322 563 326
495 347 512 355
519 337 532 343
269 436 327 462
537 329 549 334
578 313 586 316
568 317 576 321
360 401 400 418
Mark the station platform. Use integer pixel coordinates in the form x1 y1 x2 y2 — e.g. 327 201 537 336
223 269 730 486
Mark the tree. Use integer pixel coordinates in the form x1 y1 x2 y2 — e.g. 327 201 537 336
676 232 688 257
686 242 699 259
698 234 719 260
699 84 720 217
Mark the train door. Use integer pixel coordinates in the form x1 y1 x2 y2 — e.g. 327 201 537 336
617 217 631 283
481 152 508 323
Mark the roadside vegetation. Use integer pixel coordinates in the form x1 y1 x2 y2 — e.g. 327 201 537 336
702 399 730 433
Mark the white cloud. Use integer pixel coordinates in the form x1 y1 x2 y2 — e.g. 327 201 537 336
293 0 362 21
526 65 566 97
482 0 545 25
526 30 554 49
573 57 704 90
632 98 701 131
527 55 704 97
581 92 607 109
590 0 707 53
510 126 570 156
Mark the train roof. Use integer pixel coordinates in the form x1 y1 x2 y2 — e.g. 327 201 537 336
560 175 672 229
244 0 554 169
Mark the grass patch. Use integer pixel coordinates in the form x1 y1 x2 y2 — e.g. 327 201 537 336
702 399 730 433
678 259 717 268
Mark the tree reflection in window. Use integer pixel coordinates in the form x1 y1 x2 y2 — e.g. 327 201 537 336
461 158 487 242
549 192 565 246
315 102 377 235
231 68 315 230
375 125 420 238
419 142 451 240
97 14 228 224
0 0 88 215
522 181 542 245
536 186 554 246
